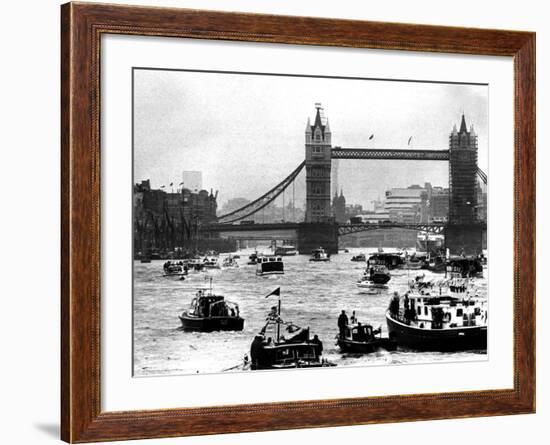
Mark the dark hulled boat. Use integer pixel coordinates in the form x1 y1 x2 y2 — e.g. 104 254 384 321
249 290 334 370
447 256 484 278
256 256 284 276
386 280 487 351
179 285 244 332
337 322 397 353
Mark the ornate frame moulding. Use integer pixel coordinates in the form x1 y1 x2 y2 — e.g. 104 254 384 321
61 2 535 442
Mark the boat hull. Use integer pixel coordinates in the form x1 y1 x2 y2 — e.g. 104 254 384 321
337 338 397 353
179 315 244 332
386 312 487 351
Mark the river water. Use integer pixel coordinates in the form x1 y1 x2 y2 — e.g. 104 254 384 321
133 248 487 377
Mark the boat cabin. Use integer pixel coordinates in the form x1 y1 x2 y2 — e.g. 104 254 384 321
390 293 487 330
367 252 404 269
186 291 240 319
256 256 284 275
342 323 378 342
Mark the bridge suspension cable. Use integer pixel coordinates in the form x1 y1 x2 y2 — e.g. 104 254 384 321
217 161 305 224
477 167 487 184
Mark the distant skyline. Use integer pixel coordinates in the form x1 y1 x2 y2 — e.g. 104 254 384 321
134 68 488 210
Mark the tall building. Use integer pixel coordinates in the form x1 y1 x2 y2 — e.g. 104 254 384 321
449 114 478 224
331 159 340 197
305 104 333 223
182 171 202 192
384 185 429 223
332 189 346 223
429 186 449 222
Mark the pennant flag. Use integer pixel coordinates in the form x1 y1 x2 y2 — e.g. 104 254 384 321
160 185 165 188
265 287 281 298
408 136 413 145
369 134 374 140
179 182 184 185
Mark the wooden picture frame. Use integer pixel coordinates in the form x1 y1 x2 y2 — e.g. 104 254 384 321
61 2 535 442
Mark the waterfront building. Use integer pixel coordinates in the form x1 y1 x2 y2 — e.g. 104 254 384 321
384 185 429 223
429 186 449 222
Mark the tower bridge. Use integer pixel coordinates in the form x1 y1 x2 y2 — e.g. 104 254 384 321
209 104 486 255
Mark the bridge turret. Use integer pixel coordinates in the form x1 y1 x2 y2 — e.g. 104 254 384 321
448 113 479 225
305 103 333 223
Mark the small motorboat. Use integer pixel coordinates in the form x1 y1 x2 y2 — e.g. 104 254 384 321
363 257 391 285
162 260 188 277
249 290 335 370
202 256 221 269
336 320 397 354
222 255 239 269
256 256 284 276
179 282 244 332
309 247 330 262
351 253 367 262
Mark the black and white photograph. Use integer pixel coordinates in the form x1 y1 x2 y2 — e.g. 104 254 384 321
132 68 488 376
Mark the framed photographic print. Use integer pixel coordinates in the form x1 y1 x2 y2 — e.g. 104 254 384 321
61 2 535 442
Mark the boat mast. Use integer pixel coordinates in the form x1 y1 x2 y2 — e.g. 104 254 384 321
276 296 281 343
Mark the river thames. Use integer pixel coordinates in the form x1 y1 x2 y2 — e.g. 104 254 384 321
133 248 488 377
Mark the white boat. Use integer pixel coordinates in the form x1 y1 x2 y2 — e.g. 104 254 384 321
309 247 330 262
162 260 187 277
256 256 284 276
222 256 239 269
202 256 221 269
274 245 297 256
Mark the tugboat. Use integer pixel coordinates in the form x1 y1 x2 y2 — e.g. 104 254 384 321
336 315 397 354
309 247 330 262
162 260 187 277
385 277 487 351
249 288 335 370
256 256 284 276
178 280 244 332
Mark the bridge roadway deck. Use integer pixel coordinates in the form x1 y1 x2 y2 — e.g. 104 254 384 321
205 222 448 238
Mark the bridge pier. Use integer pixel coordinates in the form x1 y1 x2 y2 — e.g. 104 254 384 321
445 223 486 255
297 223 339 255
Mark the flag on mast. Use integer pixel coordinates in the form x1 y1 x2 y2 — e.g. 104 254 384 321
265 287 281 298
369 134 374 140
408 136 413 145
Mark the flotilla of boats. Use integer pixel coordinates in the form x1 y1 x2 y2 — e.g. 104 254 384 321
147 245 487 370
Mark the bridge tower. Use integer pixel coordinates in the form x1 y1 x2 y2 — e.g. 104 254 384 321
447 114 484 254
299 103 339 254
305 103 333 223
449 114 478 224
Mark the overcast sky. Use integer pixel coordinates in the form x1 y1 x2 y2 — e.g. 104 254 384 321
134 69 488 209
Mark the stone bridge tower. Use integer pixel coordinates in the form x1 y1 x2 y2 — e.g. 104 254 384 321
305 103 333 223
449 114 478 224
447 114 484 254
